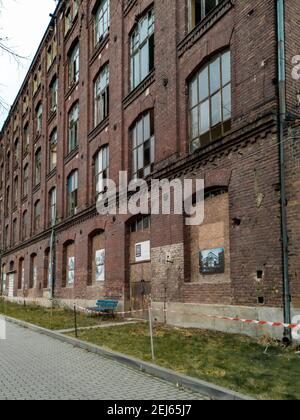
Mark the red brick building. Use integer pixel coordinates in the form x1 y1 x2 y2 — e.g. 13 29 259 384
1 0 300 337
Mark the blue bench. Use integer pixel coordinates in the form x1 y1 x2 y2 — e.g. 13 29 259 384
89 300 119 317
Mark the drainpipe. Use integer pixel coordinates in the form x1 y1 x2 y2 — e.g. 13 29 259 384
276 0 291 340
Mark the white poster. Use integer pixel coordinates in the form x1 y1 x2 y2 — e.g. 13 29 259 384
33 267 37 287
68 257 75 284
95 249 105 282
135 241 151 263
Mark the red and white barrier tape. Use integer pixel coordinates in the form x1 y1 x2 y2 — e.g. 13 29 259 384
160 309 299 330
74 304 299 330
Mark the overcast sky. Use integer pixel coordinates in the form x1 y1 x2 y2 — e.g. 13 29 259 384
0 0 57 129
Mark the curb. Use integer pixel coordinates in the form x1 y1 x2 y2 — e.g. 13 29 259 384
4 315 254 401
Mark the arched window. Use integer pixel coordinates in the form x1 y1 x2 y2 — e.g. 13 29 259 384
12 218 18 245
186 187 229 283
68 102 79 153
48 187 57 227
13 176 18 208
94 65 109 126
34 148 42 186
23 123 30 154
36 103 43 135
29 253 38 289
22 210 28 241
131 110 155 179
1 264 7 294
18 258 25 290
14 138 20 166
189 50 231 152
88 230 105 285
23 164 29 197
49 76 58 113
130 9 155 90
49 129 57 172
34 200 41 233
68 42 80 86
94 146 109 200
5 185 10 217
67 170 78 216
94 0 110 46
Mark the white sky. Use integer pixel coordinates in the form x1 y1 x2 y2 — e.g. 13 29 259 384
0 0 57 129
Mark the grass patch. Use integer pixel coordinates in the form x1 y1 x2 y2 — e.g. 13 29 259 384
0 299 120 331
67 323 300 400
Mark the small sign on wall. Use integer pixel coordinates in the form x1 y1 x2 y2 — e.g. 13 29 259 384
135 241 151 263
199 248 225 274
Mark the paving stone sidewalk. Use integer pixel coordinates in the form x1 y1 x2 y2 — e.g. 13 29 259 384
0 322 206 400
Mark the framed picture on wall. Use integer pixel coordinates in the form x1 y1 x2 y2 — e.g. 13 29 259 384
199 248 225 274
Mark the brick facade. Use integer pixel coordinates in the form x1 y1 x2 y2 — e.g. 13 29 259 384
1 0 300 334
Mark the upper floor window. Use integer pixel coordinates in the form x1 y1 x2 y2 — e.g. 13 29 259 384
49 187 57 227
65 8 72 35
35 148 42 186
67 170 78 216
13 176 18 208
189 50 231 152
23 95 29 114
47 44 55 70
49 77 58 113
94 146 109 200
49 130 57 172
68 102 79 153
94 65 109 127
131 110 155 179
23 164 29 197
130 9 155 90
12 218 18 246
22 210 28 241
34 200 41 233
130 215 151 233
94 0 110 46
36 103 43 135
189 0 221 31
5 186 10 217
68 43 80 87
24 124 30 154
14 138 20 167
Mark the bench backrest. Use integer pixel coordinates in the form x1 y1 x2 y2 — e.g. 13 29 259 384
96 300 119 310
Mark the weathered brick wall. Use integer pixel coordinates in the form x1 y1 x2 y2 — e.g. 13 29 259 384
0 0 298 314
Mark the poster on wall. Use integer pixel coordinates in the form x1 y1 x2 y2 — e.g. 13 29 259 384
199 248 225 274
95 249 105 282
135 241 151 263
68 257 75 284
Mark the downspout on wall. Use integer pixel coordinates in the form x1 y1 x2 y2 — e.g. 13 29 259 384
276 0 291 340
